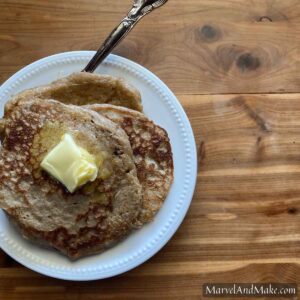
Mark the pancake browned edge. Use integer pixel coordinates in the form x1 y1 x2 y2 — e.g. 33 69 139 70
5 72 143 114
0 98 143 260
85 104 174 227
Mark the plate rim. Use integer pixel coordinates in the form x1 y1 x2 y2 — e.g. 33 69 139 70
0 51 198 281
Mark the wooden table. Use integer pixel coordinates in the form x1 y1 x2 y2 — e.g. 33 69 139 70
1 0 300 299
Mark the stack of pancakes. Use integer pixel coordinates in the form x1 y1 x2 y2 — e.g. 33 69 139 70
0 73 173 259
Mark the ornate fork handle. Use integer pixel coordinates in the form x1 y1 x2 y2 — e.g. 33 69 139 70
83 0 168 73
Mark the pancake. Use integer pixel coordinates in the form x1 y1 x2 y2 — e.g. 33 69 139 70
0 119 4 142
85 104 174 226
5 72 142 114
0 98 143 259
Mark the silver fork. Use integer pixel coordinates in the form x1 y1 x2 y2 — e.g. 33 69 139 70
83 0 168 73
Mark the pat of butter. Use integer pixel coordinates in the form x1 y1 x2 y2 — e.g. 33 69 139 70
41 133 98 193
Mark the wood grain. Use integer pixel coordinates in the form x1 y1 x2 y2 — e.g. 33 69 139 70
1 0 300 299
0 0 299 94
2 94 300 299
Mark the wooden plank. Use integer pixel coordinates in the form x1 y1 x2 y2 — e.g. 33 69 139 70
177 93 300 260
0 0 299 94
0 264 299 300
1 94 300 299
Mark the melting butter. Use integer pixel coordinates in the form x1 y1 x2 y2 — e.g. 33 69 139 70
41 133 99 193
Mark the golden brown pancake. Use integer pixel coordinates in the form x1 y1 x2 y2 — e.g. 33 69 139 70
5 72 142 114
0 98 143 259
85 104 174 226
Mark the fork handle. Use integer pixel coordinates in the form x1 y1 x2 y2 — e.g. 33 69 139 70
83 0 167 73
83 17 137 73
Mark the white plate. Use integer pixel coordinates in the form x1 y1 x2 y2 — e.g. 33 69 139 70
0 51 197 281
